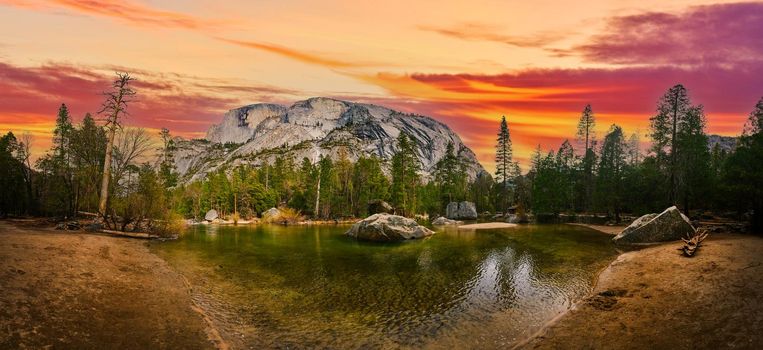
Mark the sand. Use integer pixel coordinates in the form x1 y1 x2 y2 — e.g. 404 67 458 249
3 219 761 349
0 220 223 350
519 233 763 349
458 222 518 229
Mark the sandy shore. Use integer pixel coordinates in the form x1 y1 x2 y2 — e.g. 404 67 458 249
519 233 763 349
458 222 518 229
0 220 222 349
3 219 761 349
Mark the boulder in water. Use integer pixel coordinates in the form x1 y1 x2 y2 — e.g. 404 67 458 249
613 206 695 244
446 201 478 220
204 209 218 221
346 214 434 242
432 216 462 225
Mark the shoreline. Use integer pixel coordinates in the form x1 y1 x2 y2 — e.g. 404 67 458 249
516 233 763 349
4 219 761 349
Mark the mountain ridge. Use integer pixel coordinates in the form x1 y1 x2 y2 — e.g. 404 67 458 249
172 97 488 183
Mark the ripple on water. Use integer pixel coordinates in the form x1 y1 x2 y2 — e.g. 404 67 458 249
154 224 617 349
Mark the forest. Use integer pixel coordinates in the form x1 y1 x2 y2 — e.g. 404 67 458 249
1 74 762 232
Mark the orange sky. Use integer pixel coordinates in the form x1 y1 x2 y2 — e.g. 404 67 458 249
1 0 761 170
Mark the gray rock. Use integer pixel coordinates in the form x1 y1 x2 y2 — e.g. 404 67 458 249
613 206 695 244
432 216 462 225
367 200 393 214
446 201 478 220
262 207 281 219
204 209 218 221
346 214 434 242
171 97 488 184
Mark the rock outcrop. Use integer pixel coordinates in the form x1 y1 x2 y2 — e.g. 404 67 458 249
345 214 434 242
432 216 462 225
446 201 478 220
367 200 393 214
613 206 695 244
262 208 281 219
172 97 487 183
204 209 218 221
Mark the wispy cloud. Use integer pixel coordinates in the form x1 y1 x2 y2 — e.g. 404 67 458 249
217 37 393 69
0 60 298 139
418 22 567 48
0 0 220 30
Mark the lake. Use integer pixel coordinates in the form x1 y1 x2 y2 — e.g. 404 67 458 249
153 224 618 349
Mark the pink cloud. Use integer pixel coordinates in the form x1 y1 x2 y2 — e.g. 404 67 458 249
571 2 763 66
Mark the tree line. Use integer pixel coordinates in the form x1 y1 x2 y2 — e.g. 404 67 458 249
493 84 763 230
1 78 762 231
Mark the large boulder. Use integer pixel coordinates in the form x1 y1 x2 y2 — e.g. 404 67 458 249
613 206 695 244
446 201 478 220
346 214 434 242
432 216 462 226
204 209 218 221
367 200 393 214
262 207 281 219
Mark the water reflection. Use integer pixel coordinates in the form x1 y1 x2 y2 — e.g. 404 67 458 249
154 224 617 349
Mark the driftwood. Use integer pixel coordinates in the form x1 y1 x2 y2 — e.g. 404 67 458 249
100 229 159 239
679 229 709 257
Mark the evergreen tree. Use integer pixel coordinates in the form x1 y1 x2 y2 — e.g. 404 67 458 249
391 133 421 216
158 128 178 188
723 97 763 230
434 142 467 205
494 116 513 210
71 113 107 212
596 125 628 221
743 96 763 135
650 84 692 206
352 155 389 217
0 132 27 217
576 104 596 211
675 105 710 212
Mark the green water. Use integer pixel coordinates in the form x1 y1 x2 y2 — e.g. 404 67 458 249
153 224 617 349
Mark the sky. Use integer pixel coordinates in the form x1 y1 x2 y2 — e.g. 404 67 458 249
1 0 762 171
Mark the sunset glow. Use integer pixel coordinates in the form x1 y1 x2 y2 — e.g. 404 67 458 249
2 0 761 170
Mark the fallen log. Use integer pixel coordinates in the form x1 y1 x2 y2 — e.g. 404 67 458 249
100 229 159 239
679 229 709 257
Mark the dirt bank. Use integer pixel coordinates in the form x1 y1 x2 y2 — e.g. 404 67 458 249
519 233 763 349
0 220 222 349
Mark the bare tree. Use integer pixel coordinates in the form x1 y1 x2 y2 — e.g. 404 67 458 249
112 128 154 184
98 73 135 217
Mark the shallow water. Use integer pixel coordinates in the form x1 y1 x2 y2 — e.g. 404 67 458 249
154 224 617 349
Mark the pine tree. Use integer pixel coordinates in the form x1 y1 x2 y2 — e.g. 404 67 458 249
650 84 692 205
675 105 710 212
494 116 513 211
596 125 627 221
434 142 467 208
743 96 763 135
391 133 420 216
576 104 596 212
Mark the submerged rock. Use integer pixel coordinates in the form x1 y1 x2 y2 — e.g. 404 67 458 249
204 209 218 221
446 201 478 220
432 216 462 225
613 206 695 244
346 214 434 242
